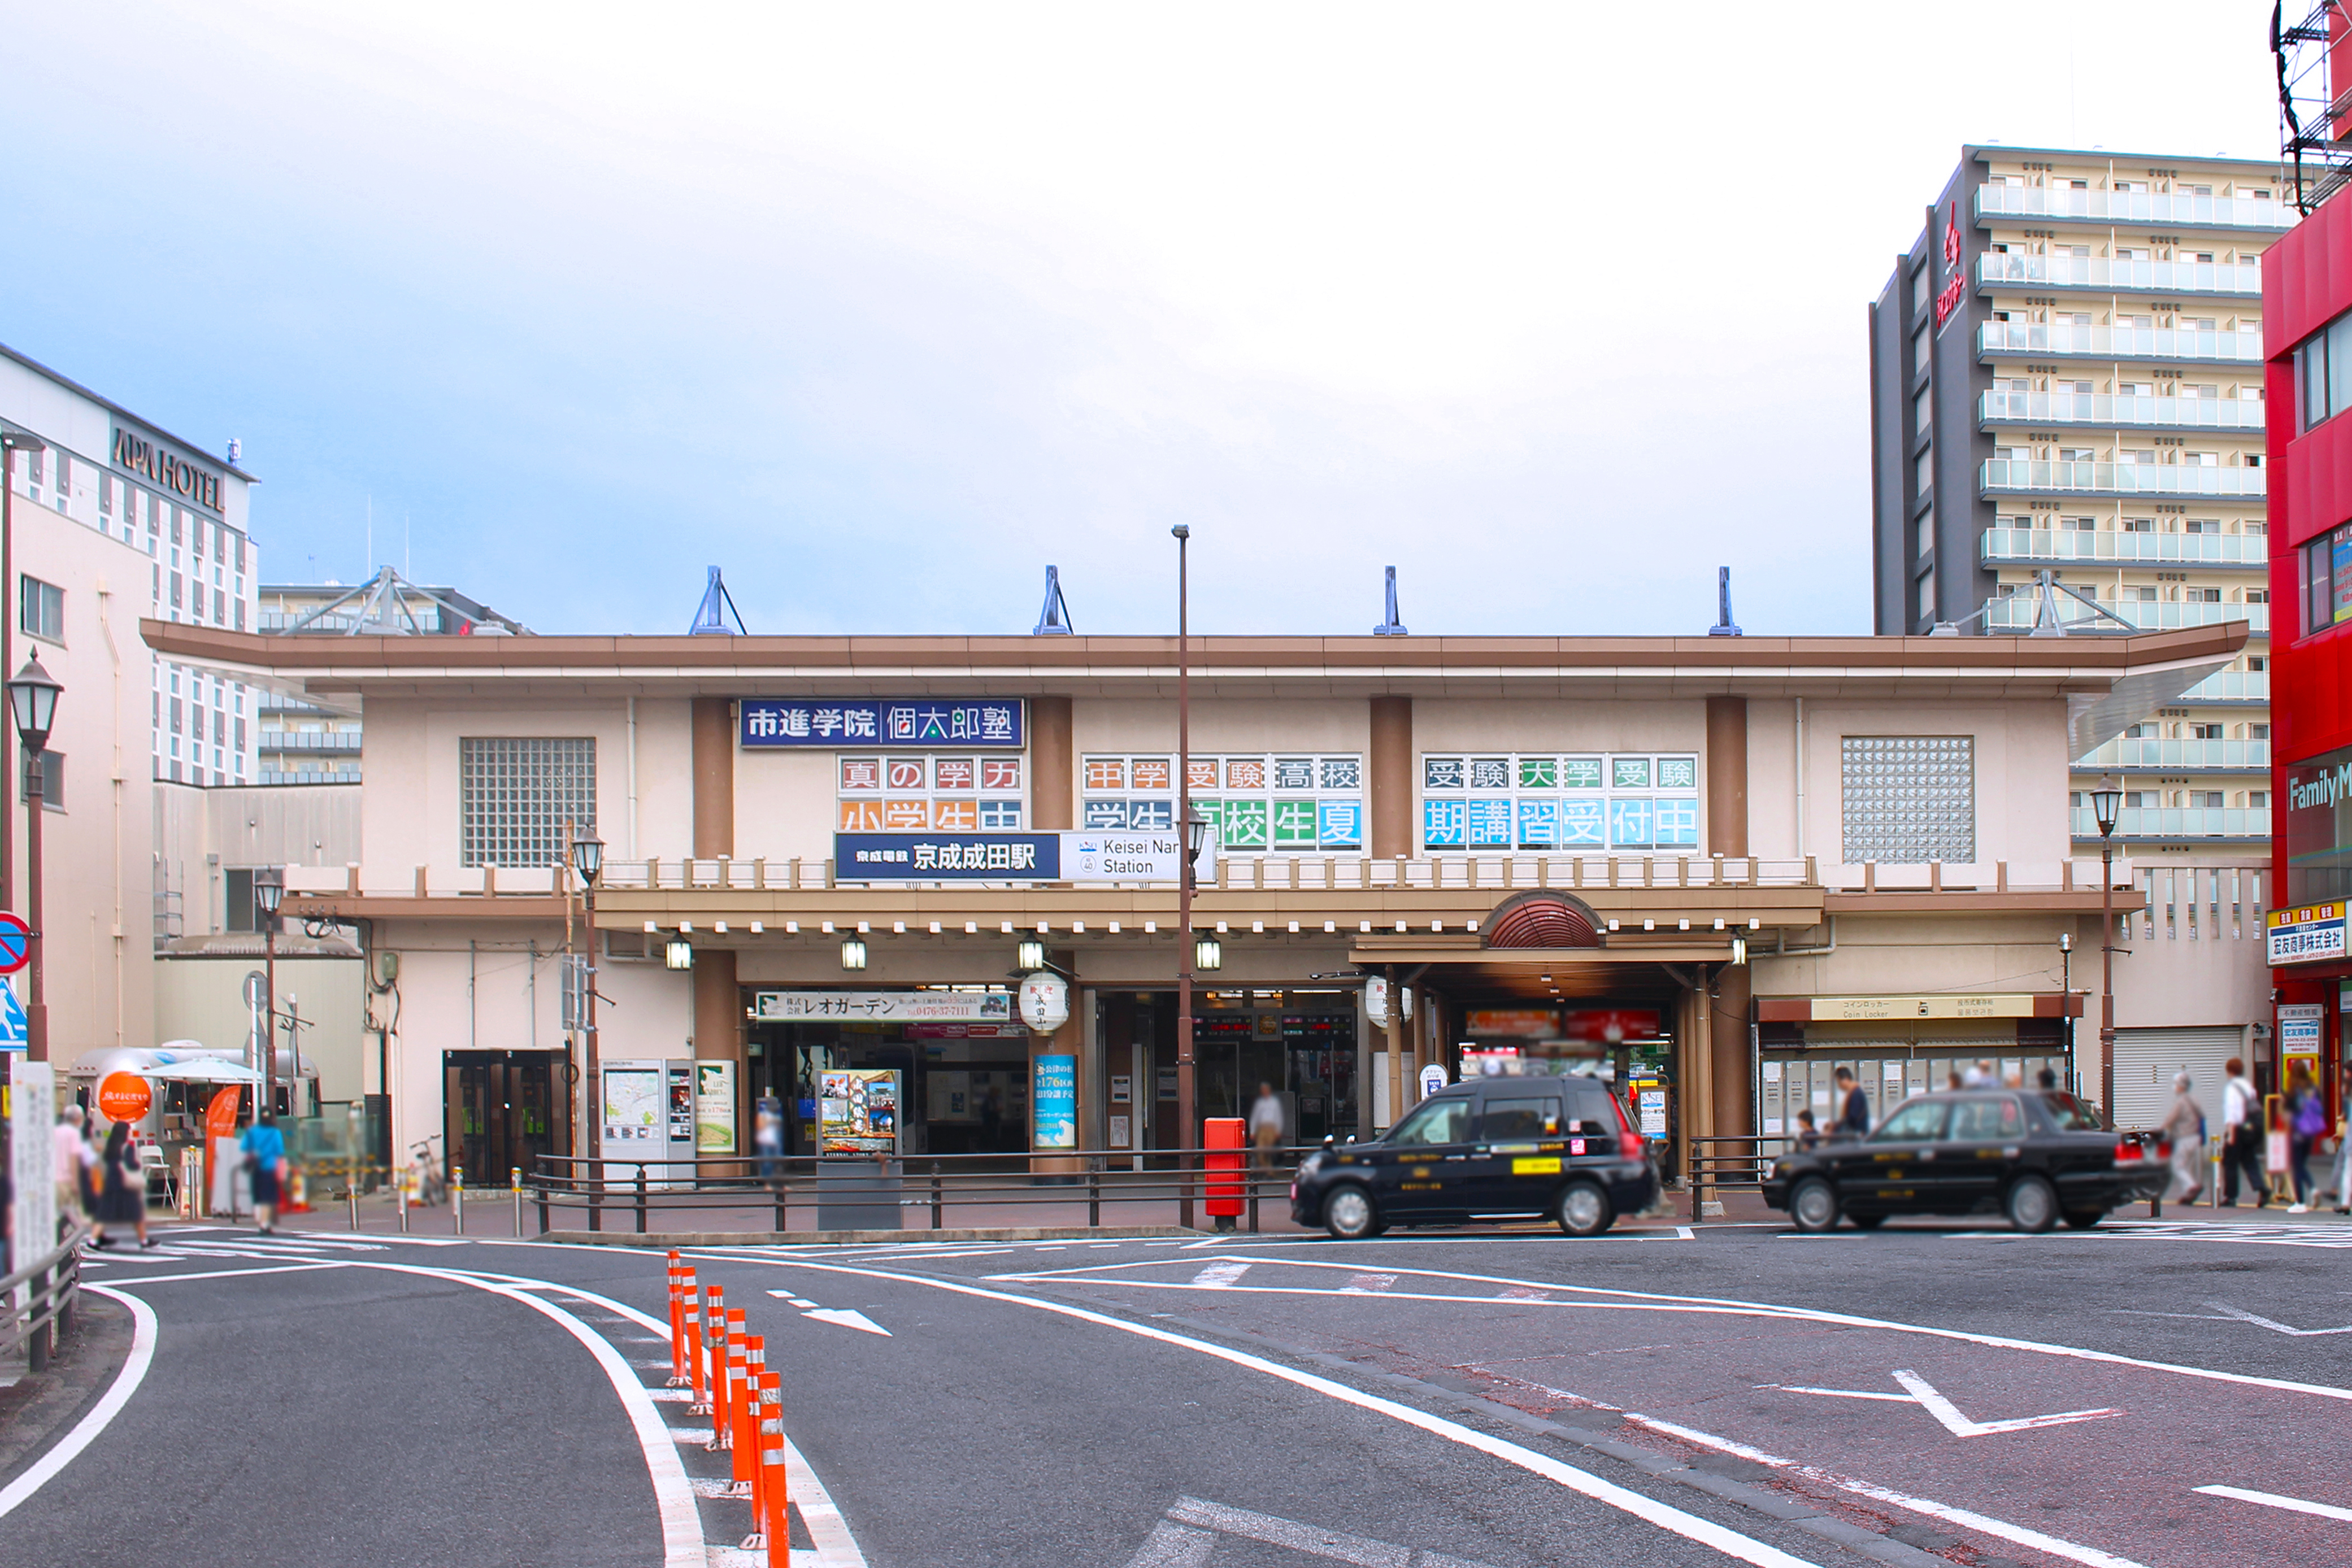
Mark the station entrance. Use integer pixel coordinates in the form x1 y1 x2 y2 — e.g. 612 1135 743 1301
443 1050 571 1185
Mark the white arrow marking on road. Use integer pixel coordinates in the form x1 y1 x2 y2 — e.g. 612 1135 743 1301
2203 1301 2352 1336
1889 1370 2120 1436
1762 1373 2120 1436
802 1307 891 1336
2195 1483 2352 1523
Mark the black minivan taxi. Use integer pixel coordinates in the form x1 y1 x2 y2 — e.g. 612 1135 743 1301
1290 1074 1658 1239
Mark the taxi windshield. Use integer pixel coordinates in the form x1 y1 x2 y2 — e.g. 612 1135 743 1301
1389 1097 1471 1147
2037 1092 2105 1132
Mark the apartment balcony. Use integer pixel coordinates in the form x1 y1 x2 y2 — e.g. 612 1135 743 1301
2073 738 2270 772
259 767 362 787
2071 805 2270 840
2175 670 2270 703
1977 252 2262 297
1979 459 2266 500
259 730 364 755
1975 185 2293 230
1978 526 2267 569
1977 322 2262 364
1984 598 2268 633
1977 390 2263 433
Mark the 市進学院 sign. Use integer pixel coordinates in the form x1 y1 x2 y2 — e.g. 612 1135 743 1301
741 698 1023 748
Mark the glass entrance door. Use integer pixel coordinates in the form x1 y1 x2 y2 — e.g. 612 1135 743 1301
445 1052 572 1185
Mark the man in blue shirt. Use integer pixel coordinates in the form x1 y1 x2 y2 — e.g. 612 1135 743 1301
1832 1066 1872 1140
238 1114 287 1234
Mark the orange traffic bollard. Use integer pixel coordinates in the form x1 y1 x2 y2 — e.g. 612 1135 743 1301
723 1308 749 1463
758 1371 786 1566
703 1286 729 1431
683 1274 708 1409
732 1335 765 1487
666 1253 689 1386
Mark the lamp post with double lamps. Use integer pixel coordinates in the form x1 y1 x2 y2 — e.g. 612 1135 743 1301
571 833 605 1157
7 658 59 1066
252 868 286 1120
2089 778 2124 1124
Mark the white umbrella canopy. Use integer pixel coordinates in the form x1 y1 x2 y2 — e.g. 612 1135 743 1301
68 1044 262 1085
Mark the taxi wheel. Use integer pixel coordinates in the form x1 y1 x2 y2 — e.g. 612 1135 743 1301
1323 1184 1379 1240
2062 1208 2106 1230
1556 1181 1614 1238
1789 1176 1840 1233
2006 1174 2059 1234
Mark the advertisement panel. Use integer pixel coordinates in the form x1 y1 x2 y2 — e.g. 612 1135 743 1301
2284 743 2352 908
1032 1055 1076 1151
694 1061 737 1153
754 990 1012 1023
820 1068 901 1154
742 698 1024 748
2267 904 2349 966
836 833 1059 880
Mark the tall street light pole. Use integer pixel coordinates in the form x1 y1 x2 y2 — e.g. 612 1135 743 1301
7 657 59 1065
254 868 285 1120
2090 777 2123 1125
0 428 44 916
1172 522 1195 1230
571 832 605 1162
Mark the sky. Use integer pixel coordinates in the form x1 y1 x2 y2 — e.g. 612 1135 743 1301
0 1 2287 637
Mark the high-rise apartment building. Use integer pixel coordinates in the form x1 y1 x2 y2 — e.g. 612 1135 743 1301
1871 147 2288 867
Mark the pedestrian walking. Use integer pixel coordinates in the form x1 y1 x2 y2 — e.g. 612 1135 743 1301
1962 1060 1996 1088
1793 1109 1821 1151
1249 1082 1284 1173
240 1112 288 1234
2284 1064 2325 1213
1832 1067 1871 1139
754 1096 785 1186
53 1104 90 1237
2159 1072 2204 1205
2219 1058 2267 1208
91 1121 154 1249
2036 1067 2060 1091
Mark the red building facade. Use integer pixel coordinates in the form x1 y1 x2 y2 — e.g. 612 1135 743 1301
2263 190 2352 1108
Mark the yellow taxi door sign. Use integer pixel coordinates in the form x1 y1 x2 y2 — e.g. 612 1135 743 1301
1511 1156 1563 1175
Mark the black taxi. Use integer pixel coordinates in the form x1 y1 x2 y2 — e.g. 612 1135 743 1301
1760 1089 2168 1233
1290 1075 1657 1239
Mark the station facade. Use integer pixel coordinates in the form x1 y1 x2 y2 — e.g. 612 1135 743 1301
146 620 2255 1178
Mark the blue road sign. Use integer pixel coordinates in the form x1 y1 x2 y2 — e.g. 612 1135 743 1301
0 978 27 1051
0 911 28 974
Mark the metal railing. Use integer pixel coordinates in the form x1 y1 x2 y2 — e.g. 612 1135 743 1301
1978 526 2267 568
1976 253 2264 295
1977 323 2264 363
1979 390 2265 431
528 1148 1310 1235
1980 459 2266 498
2070 804 2270 839
2075 737 2270 771
1687 1135 1776 1217
2 1223 90 1373
1986 597 2267 633
1972 185 2291 229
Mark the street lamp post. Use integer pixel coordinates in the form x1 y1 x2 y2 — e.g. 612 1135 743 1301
1172 524 1195 1229
7 657 59 1065
2090 778 2123 1125
254 868 285 1120
571 833 605 1158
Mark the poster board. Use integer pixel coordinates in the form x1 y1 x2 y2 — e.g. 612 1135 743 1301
601 1061 664 1156
694 1061 737 1154
1033 1055 1076 1151
820 1068 900 1155
11 1061 54 1278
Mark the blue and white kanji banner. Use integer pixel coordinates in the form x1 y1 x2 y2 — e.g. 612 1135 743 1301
742 698 1024 748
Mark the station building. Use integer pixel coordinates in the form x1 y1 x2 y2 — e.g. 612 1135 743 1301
145 619 2262 1179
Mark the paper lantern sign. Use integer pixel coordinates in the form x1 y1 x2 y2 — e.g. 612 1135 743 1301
1018 971 1071 1034
97 1071 153 1123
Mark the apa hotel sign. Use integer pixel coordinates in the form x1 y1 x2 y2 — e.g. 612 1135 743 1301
110 425 224 515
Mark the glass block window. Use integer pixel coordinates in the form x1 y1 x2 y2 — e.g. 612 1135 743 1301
1840 736 1975 864
459 738 596 867
1420 752 1699 851
836 754 1024 832
1080 753 1363 851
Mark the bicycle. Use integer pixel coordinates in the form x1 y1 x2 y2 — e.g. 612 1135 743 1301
408 1137 449 1207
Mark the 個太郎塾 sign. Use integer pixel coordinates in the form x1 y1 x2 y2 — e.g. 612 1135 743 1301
742 699 1023 748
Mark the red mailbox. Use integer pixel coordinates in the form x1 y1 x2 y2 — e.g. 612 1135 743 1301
1203 1117 1245 1219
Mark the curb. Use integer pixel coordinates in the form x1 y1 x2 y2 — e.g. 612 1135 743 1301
538 1224 1207 1248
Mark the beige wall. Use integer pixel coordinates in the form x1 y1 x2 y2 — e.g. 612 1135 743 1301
151 953 368 1103
154 781 360 935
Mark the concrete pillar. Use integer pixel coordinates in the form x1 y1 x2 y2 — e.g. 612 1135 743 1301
1369 696 1412 860
1711 960 1753 1139
1032 696 1073 830
691 948 744 1159
1705 694 1748 856
692 698 734 858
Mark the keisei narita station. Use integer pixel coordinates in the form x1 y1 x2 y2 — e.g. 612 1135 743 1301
141 614 2263 1192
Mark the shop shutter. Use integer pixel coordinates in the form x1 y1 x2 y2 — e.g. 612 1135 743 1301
2110 1027 2244 1133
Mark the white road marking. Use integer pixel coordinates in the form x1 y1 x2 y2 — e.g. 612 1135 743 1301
803 1308 890 1336
1189 1261 1253 1287
88 1262 338 1287
1122 1519 1215 1567
1627 1406 2151 1568
1758 1384 1919 1403
999 1253 2352 1409
0 1287 156 1520
1498 1286 1550 1301
2202 1301 2352 1336
733 1258 1825 1568
1166 1494 1507 1567
2195 1483 2352 1523
1338 1273 1398 1294
1888 1369 2120 1436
